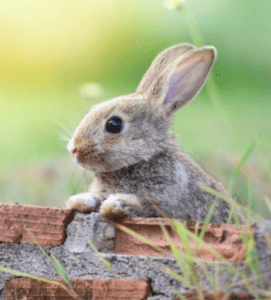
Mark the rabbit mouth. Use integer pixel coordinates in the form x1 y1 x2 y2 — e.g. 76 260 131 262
76 150 97 165
72 142 98 164
75 151 90 164
74 149 112 172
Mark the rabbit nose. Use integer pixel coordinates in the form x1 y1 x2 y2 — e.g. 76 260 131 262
67 138 78 155
70 147 77 155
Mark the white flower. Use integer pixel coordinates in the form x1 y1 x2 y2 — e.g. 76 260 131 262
79 83 103 100
164 0 186 10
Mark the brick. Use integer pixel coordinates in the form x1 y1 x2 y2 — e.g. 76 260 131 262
0 203 74 246
114 218 252 261
93 278 151 300
5 278 151 300
5 278 93 300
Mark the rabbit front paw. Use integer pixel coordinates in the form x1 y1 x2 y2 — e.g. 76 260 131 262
100 194 140 222
100 195 128 222
66 192 100 212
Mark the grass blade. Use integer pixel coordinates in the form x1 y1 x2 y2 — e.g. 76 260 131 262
229 141 256 193
49 253 70 286
0 266 81 299
199 202 216 240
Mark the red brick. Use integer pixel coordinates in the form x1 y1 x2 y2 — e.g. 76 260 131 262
0 203 74 246
93 278 151 300
5 278 92 300
114 217 252 261
5 278 151 300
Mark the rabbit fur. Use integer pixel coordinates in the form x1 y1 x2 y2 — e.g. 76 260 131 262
67 43 233 223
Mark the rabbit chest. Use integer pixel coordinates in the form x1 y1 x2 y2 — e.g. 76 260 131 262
92 149 188 204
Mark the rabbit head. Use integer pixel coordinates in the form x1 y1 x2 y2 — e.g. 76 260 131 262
68 43 216 173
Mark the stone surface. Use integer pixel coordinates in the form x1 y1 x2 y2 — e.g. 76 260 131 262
4 278 150 300
253 220 271 260
64 212 115 254
0 203 74 246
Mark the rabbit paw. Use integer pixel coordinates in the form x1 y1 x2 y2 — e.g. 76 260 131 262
100 195 130 222
66 193 99 212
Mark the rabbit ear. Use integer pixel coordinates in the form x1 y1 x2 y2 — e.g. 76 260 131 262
147 46 216 116
136 43 195 94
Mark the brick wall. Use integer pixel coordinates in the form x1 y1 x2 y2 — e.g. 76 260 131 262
0 203 270 299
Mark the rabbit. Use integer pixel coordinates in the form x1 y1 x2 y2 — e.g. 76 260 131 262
66 43 237 223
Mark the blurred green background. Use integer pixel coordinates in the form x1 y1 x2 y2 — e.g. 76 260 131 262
1 0 271 218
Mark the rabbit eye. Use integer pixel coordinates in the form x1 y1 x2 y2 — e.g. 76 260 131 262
105 116 123 134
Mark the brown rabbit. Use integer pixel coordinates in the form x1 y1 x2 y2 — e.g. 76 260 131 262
66 43 234 223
